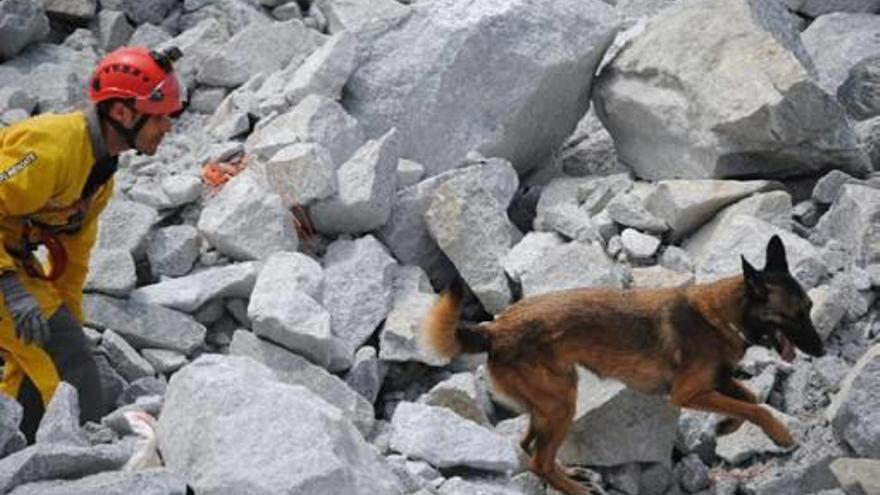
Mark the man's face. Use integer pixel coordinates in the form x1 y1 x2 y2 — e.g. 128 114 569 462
134 114 172 155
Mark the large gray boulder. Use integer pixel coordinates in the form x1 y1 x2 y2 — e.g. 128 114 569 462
782 0 880 16
816 184 880 267
828 343 880 458
379 266 448 366
802 13 880 96
0 43 97 113
131 262 260 313
96 199 159 260
157 18 229 90
0 0 49 61
839 54 880 121
157 355 401 495
593 0 870 180
0 442 133 493
7 468 188 495
519 241 626 297
345 0 618 176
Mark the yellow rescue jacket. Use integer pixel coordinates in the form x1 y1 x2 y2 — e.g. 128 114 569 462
0 111 115 323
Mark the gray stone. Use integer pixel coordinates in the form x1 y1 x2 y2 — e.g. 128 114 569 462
0 0 49 61
593 0 870 180
188 87 227 115
783 0 880 16
272 2 302 21
828 343 880 458
84 294 206 355
97 198 159 259
197 174 299 261
35 383 88 447
0 395 25 457
534 175 631 242
157 355 399 493
630 265 694 289
0 442 133 493
802 13 880 96
674 454 710 493
396 159 424 189
316 0 410 40
418 372 492 426
839 54 880 121
560 109 625 178
248 254 332 368
390 401 520 472
816 184 880 267
101 330 156 382
265 143 337 206
644 180 776 240
131 262 259 313
676 410 719 464
122 0 175 25
344 346 384 404
558 367 678 466
284 30 358 106
94 355 127 412
161 175 202 207
229 331 374 435
745 365 778 403
346 0 618 176
0 43 97 112
127 23 172 51
379 159 517 286
809 284 849 341
245 95 365 166
157 18 230 90
85 248 136 297
424 160 518 314
95 9 133 52
520 241 626 297
829 458 880 495
7 468 188 495
379 266 447 366
501 231 567 283
322 236 397 371
606 190 668 233
813 169 860 205
146 225 201 278
620 228 661 261
311 128 399 234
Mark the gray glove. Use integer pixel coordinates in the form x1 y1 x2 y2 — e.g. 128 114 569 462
0 273 49 346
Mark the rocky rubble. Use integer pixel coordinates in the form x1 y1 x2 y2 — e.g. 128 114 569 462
1 0 880 494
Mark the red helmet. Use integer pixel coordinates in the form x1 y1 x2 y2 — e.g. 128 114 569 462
88 46 184 116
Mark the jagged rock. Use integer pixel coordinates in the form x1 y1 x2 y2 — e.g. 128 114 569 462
501 231 567 283
158 355 399 493
675 454 711 493
396 159 424 189
379 266 447 366
606 190 668 233
802 13 880 96
816 184 880 266
94 355 127 412
322 235 396 371
85 248 137 297
438 476 537 495
829 458 880 495
813 170 860 206
0 44 97 112
839 54 880 121
248 253 332 368
418 372 492 426
520 241 626 297
35 383 88 447
188 87 227 115
534 175 629 242
85 295 206 355
158 18 229 89
264 143 337 206
121 0 175 25
0 396 25 457
344 346 385 404
7 468 189 495
782 0 880 16
95 9 132 52
620 228 661 261
272 3 301 21
101 330 156 382
379 158 517 286
128 23 172 49
644 180 776 240
828 343 880 458
311 129 399 234
0 442 133 493
146 225 201 278
676 410 719 464
245 95 365 166
197 20 321 88
424 159 518 314
593 0 870 180
230 331 374 435
316 0 411 40
197 174 298 261
96 198 159 259
630 265 694 289
560 109 624 177
346 0 618 176
131 262 260 313
557 367 678 466
0 0 49 62
161 175 202 207
119 377 166 406
809 284 849 341
390 402 520 472
284 30 358 106
178 0 272 36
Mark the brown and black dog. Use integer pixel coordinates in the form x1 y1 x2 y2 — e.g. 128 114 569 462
422 235 824 495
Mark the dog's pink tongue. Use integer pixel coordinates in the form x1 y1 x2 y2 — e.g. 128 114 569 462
780 334 796 362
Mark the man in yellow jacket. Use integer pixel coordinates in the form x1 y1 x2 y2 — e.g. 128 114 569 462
0 45 184 441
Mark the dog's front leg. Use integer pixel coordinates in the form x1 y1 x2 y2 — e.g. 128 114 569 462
714 378 759 435
676 390 794 447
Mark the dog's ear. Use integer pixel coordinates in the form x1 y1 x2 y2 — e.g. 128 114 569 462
742 255 767 299
764 234 789 273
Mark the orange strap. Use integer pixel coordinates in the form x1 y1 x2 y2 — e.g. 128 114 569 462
19 222 68 282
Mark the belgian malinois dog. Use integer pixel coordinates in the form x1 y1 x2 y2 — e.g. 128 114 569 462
422 235 824 495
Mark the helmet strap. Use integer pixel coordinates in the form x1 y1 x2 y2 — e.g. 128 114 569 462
97 103 150 152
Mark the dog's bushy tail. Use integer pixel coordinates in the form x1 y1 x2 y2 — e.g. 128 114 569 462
422 279 492 359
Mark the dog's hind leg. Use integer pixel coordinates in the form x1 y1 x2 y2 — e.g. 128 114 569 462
715 378 759 436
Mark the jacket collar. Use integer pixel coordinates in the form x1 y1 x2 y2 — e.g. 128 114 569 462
85 107 110 161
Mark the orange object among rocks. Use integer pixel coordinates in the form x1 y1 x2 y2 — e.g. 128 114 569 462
200 155 247 193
